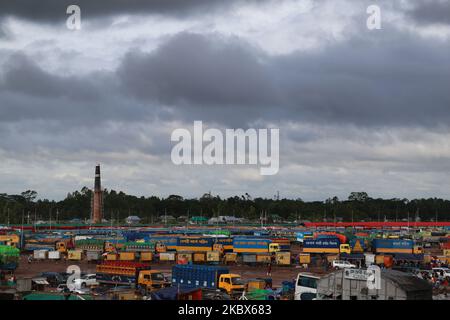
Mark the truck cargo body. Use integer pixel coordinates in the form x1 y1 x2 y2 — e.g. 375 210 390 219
33 249 48 260
350 238 368 253
149 236 178 251
96 273 138 286
372 239 414 254
48 251 61 260
86 250 102 262
302 238 340 254
215 237 233 251
233 238 271 254
96 262 151 286
315 232 347 244
171 265 229 289
177 237 214 252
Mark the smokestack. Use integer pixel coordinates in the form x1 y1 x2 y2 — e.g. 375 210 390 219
92 164 103 224
95 165 101 191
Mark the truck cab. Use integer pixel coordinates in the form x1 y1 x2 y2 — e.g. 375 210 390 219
413 246 423 254
213 243 224 253
137 270 170 291
56 241 67 253
268 243 281 253
104 242 116 253
218 274 245 296
339 244 351 254
295 272 320 300
155 242 167 253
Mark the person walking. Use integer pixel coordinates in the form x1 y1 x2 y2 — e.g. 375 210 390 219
267 262 272 277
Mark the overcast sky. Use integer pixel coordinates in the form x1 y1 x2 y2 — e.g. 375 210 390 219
0 0 449 201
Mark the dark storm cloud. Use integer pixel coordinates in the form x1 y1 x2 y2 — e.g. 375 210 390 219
1 53 100 100
0 0 253 22
118 33 279 117
117 30 450 128
407 0 450 26
0 53 157 124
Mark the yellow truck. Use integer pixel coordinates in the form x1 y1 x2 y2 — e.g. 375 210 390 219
96 262 170 293
218 273 246 297
0 234 20 247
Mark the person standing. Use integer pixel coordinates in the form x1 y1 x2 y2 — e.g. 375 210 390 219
267 262 272 277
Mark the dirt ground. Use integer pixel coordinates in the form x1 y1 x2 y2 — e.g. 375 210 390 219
15 254 326 288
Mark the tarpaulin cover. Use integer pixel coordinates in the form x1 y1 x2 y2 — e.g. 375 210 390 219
150 286 200 300
393 253 424 261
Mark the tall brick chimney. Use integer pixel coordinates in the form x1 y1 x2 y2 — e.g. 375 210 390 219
91 164 103 224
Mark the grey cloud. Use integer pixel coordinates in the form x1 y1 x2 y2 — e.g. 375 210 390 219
118 33 279 125
1 53 101 100
0 53 157 124
0 0 255 22
117 30 450 128
407 0 450 26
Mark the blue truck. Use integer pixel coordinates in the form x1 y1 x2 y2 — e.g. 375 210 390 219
232 238 280 254
171 265 245 297
372 239 416 254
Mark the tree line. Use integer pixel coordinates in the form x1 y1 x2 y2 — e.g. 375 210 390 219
0 190 449 224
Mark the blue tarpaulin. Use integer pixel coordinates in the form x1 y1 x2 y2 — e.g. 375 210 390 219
150 286 199 300
393 253 424 261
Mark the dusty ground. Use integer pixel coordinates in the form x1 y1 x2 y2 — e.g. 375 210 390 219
16 254 327 288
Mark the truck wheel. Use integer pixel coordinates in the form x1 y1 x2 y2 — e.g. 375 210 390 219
81 282 86 288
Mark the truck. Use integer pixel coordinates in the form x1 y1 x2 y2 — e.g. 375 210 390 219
171 265 245 298
233 238 281 254
96 261 169 292
349 238 368 253
372 239 416 254
302 238 351 254
0 234 21 248
176 237 226 253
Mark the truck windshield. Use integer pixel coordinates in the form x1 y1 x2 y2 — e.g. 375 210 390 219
297 276 317 289
231 277 244 285
151 273 165 281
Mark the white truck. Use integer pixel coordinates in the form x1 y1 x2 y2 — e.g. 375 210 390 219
294 272 321 300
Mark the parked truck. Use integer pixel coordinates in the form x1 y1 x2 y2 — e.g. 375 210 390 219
372 239 420 254
96 261 169 292
233 238 281 254
171 265 245 298
302 238 351 254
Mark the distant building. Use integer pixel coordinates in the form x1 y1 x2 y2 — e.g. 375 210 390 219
190 216 208 224
159 215 176 223
208 216 244 224
125 216 141 225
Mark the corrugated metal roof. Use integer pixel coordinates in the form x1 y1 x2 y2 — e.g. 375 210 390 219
382 270 432 293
